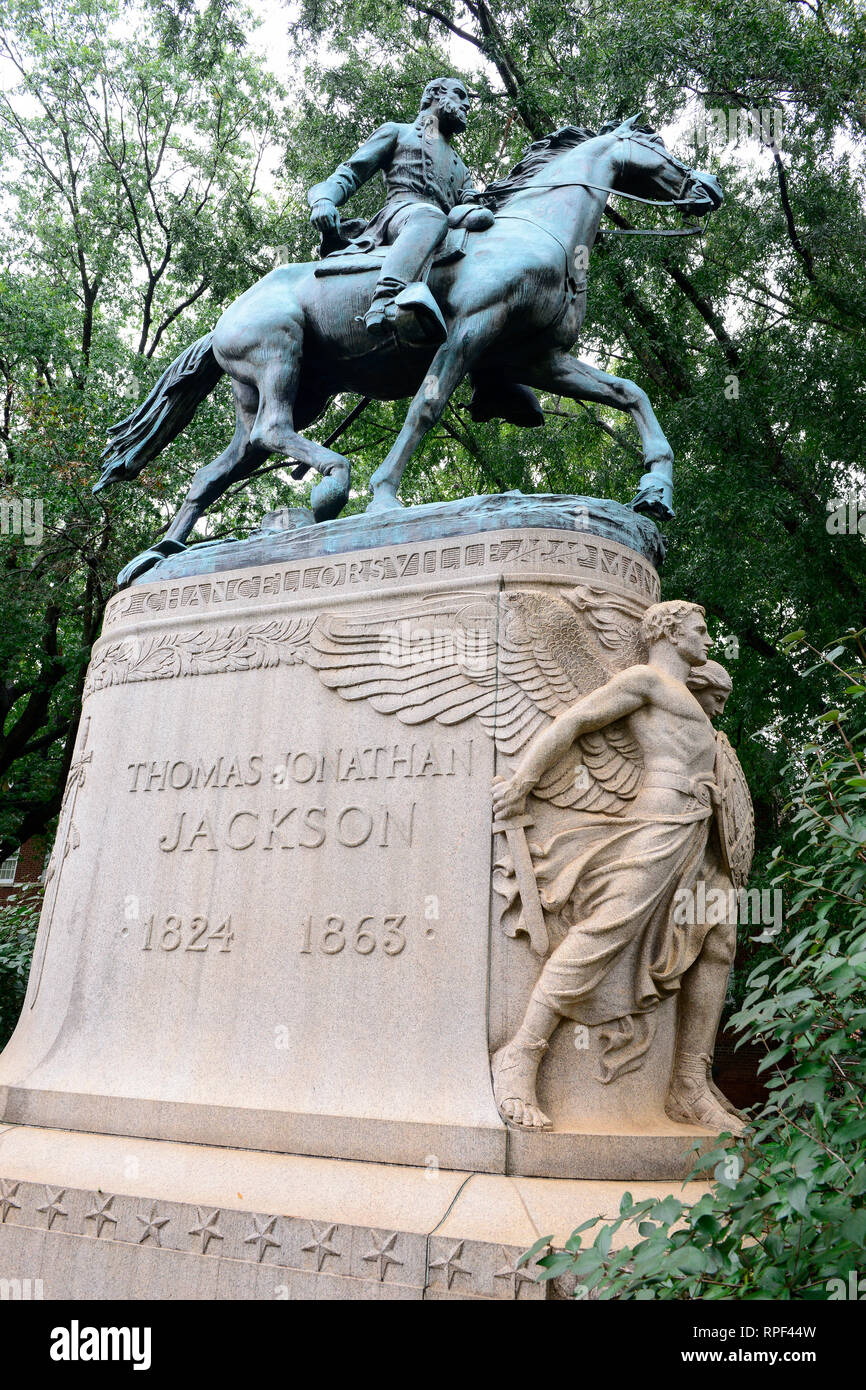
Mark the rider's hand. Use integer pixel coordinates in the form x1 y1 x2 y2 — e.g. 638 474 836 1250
310 199 340 234
492 774 530 821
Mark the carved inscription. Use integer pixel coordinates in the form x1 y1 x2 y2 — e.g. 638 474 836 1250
157 804 416 853
132 914 235 952
101 535 660 631
128 755 263 792
123 740 473 854
299 914 408 956
127 741 472 794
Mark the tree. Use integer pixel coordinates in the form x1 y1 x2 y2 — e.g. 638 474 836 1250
0 0 293 862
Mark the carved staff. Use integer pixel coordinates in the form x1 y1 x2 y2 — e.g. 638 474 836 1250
27 715 92 1008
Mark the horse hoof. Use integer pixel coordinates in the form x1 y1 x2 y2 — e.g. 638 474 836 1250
629 472 675 521
116 539 186 590
117 553 158 589
311 472 349 522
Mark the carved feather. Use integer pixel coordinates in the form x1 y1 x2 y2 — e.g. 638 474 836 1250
306 588 646 811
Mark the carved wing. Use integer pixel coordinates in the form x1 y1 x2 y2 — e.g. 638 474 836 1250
714 730 755 889
563 584 648 671
521 585 647 811
305 587 646 813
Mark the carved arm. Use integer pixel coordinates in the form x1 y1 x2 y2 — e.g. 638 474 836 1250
492 672 647 818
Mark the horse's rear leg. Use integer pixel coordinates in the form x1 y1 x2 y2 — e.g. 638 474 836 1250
164 382 264 544
248 333 350 522
116 384 263 587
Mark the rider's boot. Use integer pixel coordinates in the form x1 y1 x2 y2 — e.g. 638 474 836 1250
391 283 448 343
363 276 406 337
363 277 448 345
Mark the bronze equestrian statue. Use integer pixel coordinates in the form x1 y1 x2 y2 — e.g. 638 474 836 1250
95 83 722 587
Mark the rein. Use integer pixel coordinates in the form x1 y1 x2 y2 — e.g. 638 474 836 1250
490 137 710 238
491 183 704 239
492 182 705 239
499 179 698 207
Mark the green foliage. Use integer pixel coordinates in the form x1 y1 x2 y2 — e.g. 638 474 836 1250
0 0 295 862
1 0 865 1014
0 883 41 1045
527 632 866 1299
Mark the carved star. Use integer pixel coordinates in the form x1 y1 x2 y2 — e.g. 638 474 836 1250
36 1187 68 1230
302 1221 340 1271
136 1202 170 1246
493 1247 538 1298
361 1230 404 1282
85 1193 118 1238
189 1207 224 1254
0 1180 21 1223
244 1214 281 1263
430 1240 472 1289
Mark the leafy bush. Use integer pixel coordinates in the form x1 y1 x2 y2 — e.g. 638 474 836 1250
0 883 42 1047
527 632 866 1300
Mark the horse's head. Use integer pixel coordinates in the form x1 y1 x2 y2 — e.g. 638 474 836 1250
610 114 723 217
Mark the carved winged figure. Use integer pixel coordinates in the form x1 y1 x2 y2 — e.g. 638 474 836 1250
490 609 752 1134
305 589 752 1135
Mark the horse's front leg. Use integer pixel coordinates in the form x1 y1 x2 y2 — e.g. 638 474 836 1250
523 352 675 519
367 317 494 513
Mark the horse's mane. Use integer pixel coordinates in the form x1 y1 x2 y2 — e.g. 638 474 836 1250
484 119 654 210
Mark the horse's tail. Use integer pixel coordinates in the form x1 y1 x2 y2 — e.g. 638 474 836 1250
93 333 224 494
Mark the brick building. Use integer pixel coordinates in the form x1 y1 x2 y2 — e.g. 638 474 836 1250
0 837 46 905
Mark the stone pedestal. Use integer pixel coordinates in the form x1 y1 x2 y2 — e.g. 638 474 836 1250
0 494 713 1299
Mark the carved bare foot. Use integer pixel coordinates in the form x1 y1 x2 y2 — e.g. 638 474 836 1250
492 1040 551 1129
709 1076 742 1119
666 1071 748 1135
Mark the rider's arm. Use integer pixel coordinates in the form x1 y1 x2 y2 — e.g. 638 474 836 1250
456 162 485 205
495 672 649 813
308 122 401 210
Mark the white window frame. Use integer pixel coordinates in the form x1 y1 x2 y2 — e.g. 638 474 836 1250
0 851 19 886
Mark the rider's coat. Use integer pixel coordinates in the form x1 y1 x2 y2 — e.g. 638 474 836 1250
307 118 482 249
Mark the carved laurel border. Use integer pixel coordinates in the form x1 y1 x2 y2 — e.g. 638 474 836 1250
83 619 315 699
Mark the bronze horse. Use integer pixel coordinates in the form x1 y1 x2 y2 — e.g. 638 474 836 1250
96 116 722 585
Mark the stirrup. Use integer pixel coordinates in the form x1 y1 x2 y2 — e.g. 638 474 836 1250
391 282 448 343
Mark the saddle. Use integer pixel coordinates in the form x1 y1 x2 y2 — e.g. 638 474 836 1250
313 203 494 278
313 232 465 278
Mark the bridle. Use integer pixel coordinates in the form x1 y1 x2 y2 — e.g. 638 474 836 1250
490 135 708 332
491 134 711 238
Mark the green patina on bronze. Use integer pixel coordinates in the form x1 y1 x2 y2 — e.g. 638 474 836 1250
94 81 721 589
